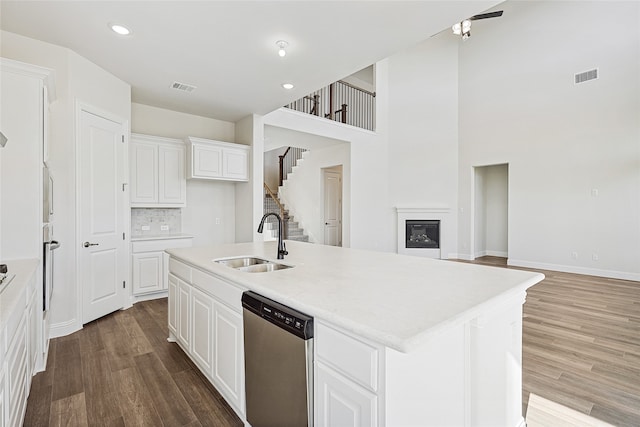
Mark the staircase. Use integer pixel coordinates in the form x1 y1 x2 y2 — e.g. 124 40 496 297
263 193 309 242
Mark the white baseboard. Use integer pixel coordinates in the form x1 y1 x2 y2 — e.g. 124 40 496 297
486 250 508 258
130 290 168 305
449 253 474 261
49 318 81 339
508 259 640 281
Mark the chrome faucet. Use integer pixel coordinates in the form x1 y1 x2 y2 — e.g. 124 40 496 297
257 213 288 259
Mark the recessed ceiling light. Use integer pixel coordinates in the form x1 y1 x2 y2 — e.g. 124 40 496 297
109 23 132 36
282 83 294 90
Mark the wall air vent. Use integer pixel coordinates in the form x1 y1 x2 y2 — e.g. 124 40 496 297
574 69 598 84
171 81 197 93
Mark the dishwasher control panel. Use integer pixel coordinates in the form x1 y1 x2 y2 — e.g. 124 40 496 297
242 291 313 340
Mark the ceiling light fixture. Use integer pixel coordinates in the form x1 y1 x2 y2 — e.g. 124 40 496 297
109 23 132 36
282 83 294 90
452 19 471 40
276 40 288 57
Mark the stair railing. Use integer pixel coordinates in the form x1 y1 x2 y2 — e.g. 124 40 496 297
263 183 287 239
278 146 307 187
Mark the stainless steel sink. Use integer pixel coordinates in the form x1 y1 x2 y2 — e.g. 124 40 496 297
214 256 292 273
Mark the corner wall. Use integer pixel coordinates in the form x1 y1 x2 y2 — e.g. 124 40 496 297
457 1 640 280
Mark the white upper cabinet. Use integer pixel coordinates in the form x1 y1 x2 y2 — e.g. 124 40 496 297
186 137 249 182
130 134 186 207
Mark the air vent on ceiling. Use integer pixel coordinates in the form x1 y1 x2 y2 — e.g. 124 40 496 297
171 81 197 93
574 69 598 84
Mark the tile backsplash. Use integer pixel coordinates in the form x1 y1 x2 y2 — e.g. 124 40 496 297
131 208 182 236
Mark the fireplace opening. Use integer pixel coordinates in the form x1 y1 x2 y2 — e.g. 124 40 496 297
405 220 440 249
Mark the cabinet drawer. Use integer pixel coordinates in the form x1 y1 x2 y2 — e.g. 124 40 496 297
191 269 243 312
132 237 193 253
169 258 192 283
316 322 379 392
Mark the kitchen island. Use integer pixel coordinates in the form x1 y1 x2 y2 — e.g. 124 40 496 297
166 241 544 427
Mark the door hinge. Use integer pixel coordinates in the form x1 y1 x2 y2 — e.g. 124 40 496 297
122 183 127 191
121 135 125 143
123 281 126 289
123 232 125 240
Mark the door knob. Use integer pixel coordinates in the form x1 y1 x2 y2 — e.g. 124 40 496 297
83 241 99 248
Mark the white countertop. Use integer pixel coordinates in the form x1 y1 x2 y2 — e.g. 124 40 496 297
131 233 194 242
0 259 38 340
166 241 544 353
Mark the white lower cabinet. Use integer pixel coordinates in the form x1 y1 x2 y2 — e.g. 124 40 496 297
177 280 191 348
168 259 246 420
190 286 214 373
316 361 378 427
7 313 27 427
0 368 5 427
212 301 243 409
131 237 193 296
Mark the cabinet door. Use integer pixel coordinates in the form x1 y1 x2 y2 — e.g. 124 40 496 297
222 148 248 181
158 144 186 205
7 314 28 427
28 287 39 379
130 141 158 204
132 252 164 295
316 362 378 427
192 144 222 178
0 369 5 427
168 274 179 336
212 301 243 412
177 280 191 348
191 287 214 375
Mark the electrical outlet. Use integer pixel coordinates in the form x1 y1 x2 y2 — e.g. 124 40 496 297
141 225 150 231
591 188 599 197
592 253 599 261
215 218 221 225
571 252 578 260
160 225 169 231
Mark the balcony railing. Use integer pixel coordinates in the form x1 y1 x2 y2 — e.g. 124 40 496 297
285 80 375 131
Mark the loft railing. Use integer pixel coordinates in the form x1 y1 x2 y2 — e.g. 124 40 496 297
263 183 287 239
279 146 307 186
285 80 375 131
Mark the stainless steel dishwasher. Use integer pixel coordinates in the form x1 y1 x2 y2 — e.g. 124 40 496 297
242 291 314 427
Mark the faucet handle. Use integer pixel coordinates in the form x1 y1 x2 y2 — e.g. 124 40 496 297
281 241 288 255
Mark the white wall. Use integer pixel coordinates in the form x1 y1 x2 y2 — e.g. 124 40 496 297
234 114 263 243
264 147 284 191
458 1 640 280
278 144 350 244
1 30 132 335
131 102 237 247
386 32 460 256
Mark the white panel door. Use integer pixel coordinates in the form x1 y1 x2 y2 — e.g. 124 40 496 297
213 301 243 410
222 148 248 180
80 109 127 324
316 362 377 427
193 144 222 178
191 287 214 374
158 144 186 204
178 280 191 347
130 141 158 204
323 170 342 246
131 252 163 295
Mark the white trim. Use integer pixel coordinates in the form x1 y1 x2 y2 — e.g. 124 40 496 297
507 258 640 282
49 318 81 339
130 290 168 305
0 57 57 101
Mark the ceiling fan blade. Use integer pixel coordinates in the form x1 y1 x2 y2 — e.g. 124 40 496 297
470 10 504 21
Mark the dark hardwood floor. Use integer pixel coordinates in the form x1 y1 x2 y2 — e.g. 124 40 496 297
26 258 640 426
24 298 243 427
463 256 640 427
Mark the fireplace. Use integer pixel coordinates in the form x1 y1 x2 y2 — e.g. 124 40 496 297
406 220 440 249
396 207 450 259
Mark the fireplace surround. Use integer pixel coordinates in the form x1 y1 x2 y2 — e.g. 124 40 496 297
396 207 450 259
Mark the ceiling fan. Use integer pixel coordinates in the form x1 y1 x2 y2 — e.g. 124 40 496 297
452 10 503 40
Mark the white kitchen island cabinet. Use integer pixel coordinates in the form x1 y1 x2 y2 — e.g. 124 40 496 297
130 134 186 207
166 241 544 427
185 137 249 181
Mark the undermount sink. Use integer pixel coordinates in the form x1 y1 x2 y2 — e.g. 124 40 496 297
214 256 293 273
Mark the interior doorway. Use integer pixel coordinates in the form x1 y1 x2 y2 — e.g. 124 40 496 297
322 166 342 246
473 164 509 260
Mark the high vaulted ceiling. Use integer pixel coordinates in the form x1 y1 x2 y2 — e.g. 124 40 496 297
1 1 500 122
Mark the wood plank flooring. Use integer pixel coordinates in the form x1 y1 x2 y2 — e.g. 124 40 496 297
25 258 640 426
24 298 243 427
463 256 640 427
